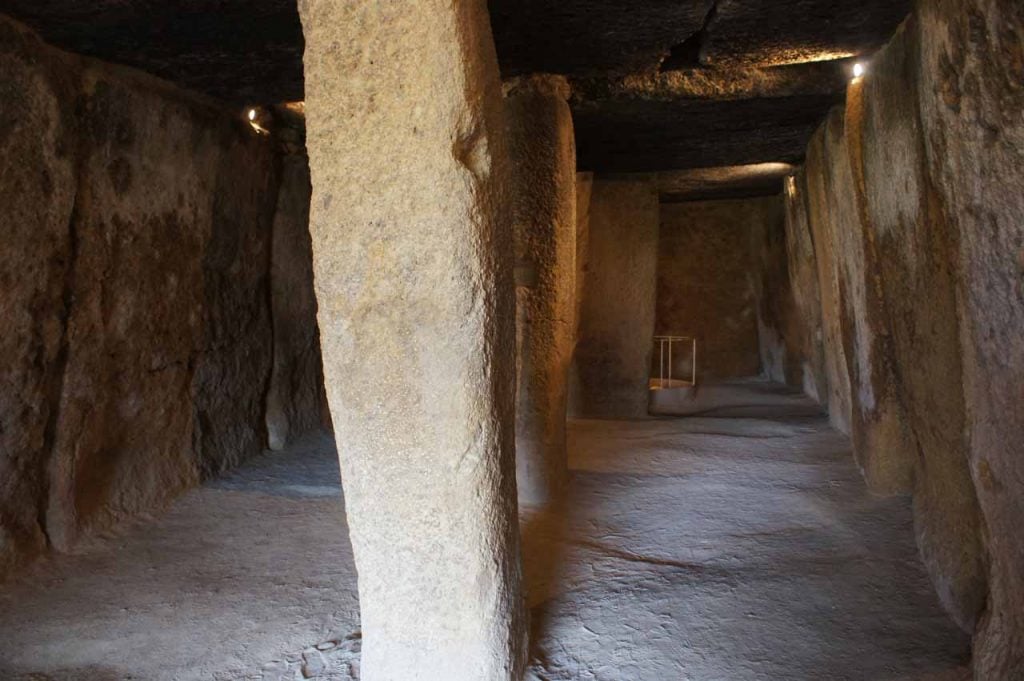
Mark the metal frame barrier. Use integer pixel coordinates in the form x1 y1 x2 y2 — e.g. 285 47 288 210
652 335 697 389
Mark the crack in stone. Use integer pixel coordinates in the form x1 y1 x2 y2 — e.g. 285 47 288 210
659 0 720 72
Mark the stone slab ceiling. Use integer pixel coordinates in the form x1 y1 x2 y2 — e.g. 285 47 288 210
1 0 910 177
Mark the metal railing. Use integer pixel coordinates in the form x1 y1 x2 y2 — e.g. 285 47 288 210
652 335 697 389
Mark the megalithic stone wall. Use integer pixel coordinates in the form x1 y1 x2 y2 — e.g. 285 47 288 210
914 0 1024 676
569 175 659 419
0 15 326 583
764 2 1023 676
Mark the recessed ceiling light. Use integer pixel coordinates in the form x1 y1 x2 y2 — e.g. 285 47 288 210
852 62 866 78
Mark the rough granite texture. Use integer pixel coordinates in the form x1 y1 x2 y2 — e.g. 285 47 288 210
44 67 277 552
0 17 323 579
573 171 594 345
573 91 842 174
755 170 829 403
914 0 1024 675
800 96 987 638
702 0 911 68
851 17 988 636
820 105 918 497
659 163 795 204
657 198 772 381
506 76 576 507
0 16 79 578
266 153 328 451
0 0 907 104
568 172 593 416
802 116 853 437
569 176 659 419
774 3 1023 676
782 169 829 403
298 0 526 678
747 194 799 387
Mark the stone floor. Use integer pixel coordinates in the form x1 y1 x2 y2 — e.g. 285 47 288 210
0 381 970 680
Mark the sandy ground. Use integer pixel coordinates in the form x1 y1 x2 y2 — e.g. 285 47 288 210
0 381 969 680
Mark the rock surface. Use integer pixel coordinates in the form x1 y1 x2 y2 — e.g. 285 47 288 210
657 198 776 381
490 0 714 77
299 0 526 677
1 17 322 578
506 76 576 506
569 176 659 419
852 16 988 635
0 0 909 104
0 1 908 182
785 16 992 641
811 104 918 497
0 16 79 577
573 90 841 173
0 388 972 681
659 163 795 204
915 0 1024 674
748 194 799 387
778 169 829 403
265 153 328 451
0 0 305 104
768 2 1024 675
702 0 912 68
802 115 853 437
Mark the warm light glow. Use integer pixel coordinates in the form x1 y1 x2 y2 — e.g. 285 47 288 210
785 176 797 196
245 107 268 135
853 62 866 78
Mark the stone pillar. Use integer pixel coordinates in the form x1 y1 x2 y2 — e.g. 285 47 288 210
569 175 659 419
298 2 526 679
506 76 576 506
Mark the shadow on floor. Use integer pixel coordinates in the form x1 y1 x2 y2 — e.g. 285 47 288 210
521 379 970 680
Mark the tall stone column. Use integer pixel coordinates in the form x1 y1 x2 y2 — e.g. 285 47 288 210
506 76 576 506
298 2 526 679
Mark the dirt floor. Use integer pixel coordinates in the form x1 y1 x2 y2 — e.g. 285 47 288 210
0 381 970 680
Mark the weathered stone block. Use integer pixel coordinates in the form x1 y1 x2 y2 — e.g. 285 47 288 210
854 16 988 634
299 0 526 677
658 198 774 381
570 175 659 418
805 106 917 496
915 0 1024 675
804 118 855 436
38 64 279 550
0 18 78 576
0 15 307 575
506 75 576 506
265 154 327 452
783 169 829 402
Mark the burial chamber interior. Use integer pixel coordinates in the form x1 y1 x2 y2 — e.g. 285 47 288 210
1 1 1023 680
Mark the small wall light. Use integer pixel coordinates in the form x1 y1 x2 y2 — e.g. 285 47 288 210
852 62 866 79
245 107 268 135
